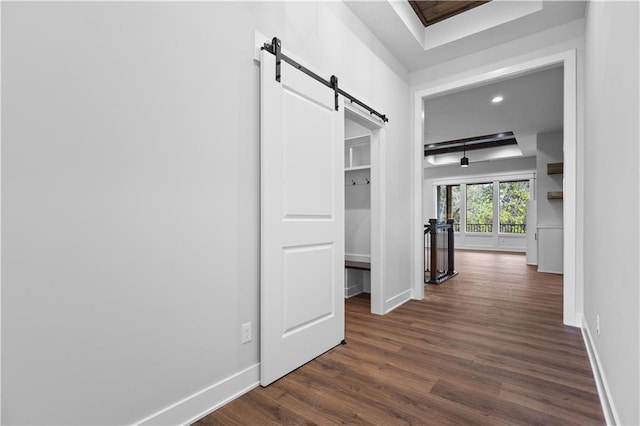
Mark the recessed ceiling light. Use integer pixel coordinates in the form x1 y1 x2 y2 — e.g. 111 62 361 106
492 96 504 103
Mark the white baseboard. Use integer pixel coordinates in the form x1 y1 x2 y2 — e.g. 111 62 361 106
384 289 412 314
574 313 583 328
581 320 620 426
344 266 368 298
456 245 526 253
537 267 564 274
345 284 363 298
134 363 260 426
567 312 582 329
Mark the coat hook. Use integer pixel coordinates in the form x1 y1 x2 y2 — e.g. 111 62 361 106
365 178 370 184
352 179 356 185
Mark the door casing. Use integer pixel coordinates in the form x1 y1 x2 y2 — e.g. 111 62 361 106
411 49 580 327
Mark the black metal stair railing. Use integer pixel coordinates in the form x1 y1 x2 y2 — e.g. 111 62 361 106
464 223 526 233
424 219 458 284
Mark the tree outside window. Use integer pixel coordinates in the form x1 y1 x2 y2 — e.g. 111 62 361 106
499 181 530 233
466 183 493 233
437 185 461 231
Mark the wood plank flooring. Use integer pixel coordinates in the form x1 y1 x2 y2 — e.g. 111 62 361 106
195 250 604 425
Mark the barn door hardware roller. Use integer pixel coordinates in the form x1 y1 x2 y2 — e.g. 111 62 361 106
261 37 389 123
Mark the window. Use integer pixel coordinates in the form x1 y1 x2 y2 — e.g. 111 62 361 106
436 185 446 222
433 174 533 243
466 183 493 233
499 181 530 233
437 185 461 232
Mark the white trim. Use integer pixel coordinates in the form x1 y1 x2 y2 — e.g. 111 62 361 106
458 245 525 253
582 320 620 426
536 267 563 274
462 233 495 238
0 1 3 421
496 233 528 239
413 92 426 301
412 49 579 327
344 268 365 299
344 104 387 316
134 363 260 426
384 289 413 314
562 50 578 327
345 288 364 299
575 312 583 328
431 171 535 187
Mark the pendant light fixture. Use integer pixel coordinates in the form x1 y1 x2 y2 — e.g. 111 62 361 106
460 143 469 167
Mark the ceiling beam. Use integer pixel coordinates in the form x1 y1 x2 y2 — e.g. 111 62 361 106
424 137 517 156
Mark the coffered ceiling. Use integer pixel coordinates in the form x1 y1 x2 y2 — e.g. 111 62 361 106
344 1 586 71
409 1 490 27
343 1 578 168
423 66 563 167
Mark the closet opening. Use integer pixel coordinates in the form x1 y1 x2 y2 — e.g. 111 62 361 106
345 119 371 298
343 105 385 314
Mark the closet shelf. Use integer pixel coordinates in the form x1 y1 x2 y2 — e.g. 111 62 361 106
345 134 370 169
345 165 371 172
345 135 369 144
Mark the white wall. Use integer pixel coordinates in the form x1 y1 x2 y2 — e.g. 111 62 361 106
411 18 584 91
345 168 371 260
536 131 563 274
536 131 563 226
1 2 410 424
583 1 639 424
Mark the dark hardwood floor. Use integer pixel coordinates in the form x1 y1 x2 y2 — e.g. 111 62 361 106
196 250 604 425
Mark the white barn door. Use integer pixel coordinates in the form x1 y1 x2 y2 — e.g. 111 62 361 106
260 50 345 386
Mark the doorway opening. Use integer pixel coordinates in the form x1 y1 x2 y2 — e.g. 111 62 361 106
412 50 579 326
344 105 386 315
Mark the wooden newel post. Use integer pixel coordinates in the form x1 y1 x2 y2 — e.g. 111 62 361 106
429 219 438 283
447 218 455 275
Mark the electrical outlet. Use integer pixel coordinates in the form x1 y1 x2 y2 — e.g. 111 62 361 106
241 322 252 343
596 315 600 336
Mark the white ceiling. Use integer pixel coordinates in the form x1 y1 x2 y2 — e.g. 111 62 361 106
344 0 572 168
425 65 563 143
423 65 563 166
344 0 586 72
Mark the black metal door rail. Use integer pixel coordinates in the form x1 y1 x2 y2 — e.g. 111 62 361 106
261 37 389 123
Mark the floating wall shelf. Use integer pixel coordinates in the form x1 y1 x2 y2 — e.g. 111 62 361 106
547 191 564 200
547 162 564 175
